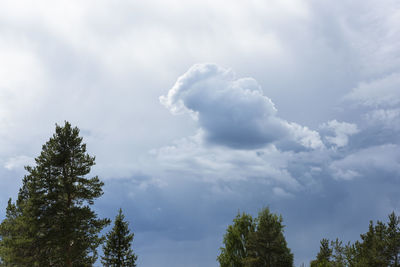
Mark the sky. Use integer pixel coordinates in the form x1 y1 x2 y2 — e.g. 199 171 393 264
1 0 400 266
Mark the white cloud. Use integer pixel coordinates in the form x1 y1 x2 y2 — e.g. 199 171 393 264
285 122 325 150
320 120 359 147
365 108 400 130
147 130 303 191
1 1 400 266
160 63 323 150
273 187 294 198
331 168 360 181
329 144 400 180
346 72 400 107
4 155 34 171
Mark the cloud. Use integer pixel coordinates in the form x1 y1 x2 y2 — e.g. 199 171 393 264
365 108 400 131
160 63 323 150
1 0 400 266
346 72 400 107
320 120 359 148
3 155 34 171
148 130 301 190
329 144 400 180
273 187 294 198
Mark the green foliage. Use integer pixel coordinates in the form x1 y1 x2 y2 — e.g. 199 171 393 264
217 212 255 267
0 122 110 266
386 212 400 266
311 211 400 267
102 208 137 267
330 238 346 267
244 207 293 267
218 208 293 267
310 239 332 267
0 198 38 266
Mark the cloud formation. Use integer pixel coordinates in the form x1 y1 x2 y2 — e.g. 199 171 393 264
1 0 400 266
329 144 400 180
346 72 400 107
320 120 359 148
3 155 34 171
160 63 323 150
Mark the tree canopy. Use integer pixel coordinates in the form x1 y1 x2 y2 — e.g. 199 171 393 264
0 121 110 266
311 211 400 267
217 212 254 267
218 207 293 267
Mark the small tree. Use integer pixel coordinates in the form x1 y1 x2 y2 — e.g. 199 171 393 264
310 239 332 267
244 207 293 267
217 212 255 267
311 211 400 267
218 207 293 267
102 208 137 267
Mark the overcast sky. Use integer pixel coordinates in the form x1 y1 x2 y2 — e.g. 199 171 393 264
1 0 400 266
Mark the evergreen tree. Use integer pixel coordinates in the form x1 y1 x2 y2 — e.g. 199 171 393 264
244 207 293 267
311 212 400 267
0 198 38 266
386 212 400 267
331 238 346 267
218 208 293 267
102 208 137 267
0 121 110 266
310 239 332 267
217 212 255 267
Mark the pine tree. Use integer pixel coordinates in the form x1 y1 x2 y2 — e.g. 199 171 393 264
0 121 110 266
102 208 137 267
386 212 400 267
0 198 38 266
310 212 400 267
310 239 332 267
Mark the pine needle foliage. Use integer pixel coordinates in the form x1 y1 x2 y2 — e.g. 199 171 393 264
102 208 137 267
0 121 110 266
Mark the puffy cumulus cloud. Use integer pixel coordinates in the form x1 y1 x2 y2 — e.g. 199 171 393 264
160 63 323 150
320 120 359 148
1 0 400 266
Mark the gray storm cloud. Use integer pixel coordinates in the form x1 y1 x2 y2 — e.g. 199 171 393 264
160 63 323 150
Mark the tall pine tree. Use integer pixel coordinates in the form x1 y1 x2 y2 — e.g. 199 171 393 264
0 121 110 266
102 208 137 267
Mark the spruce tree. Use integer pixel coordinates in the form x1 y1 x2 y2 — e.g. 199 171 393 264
102 208 137 267
0 121 110 266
